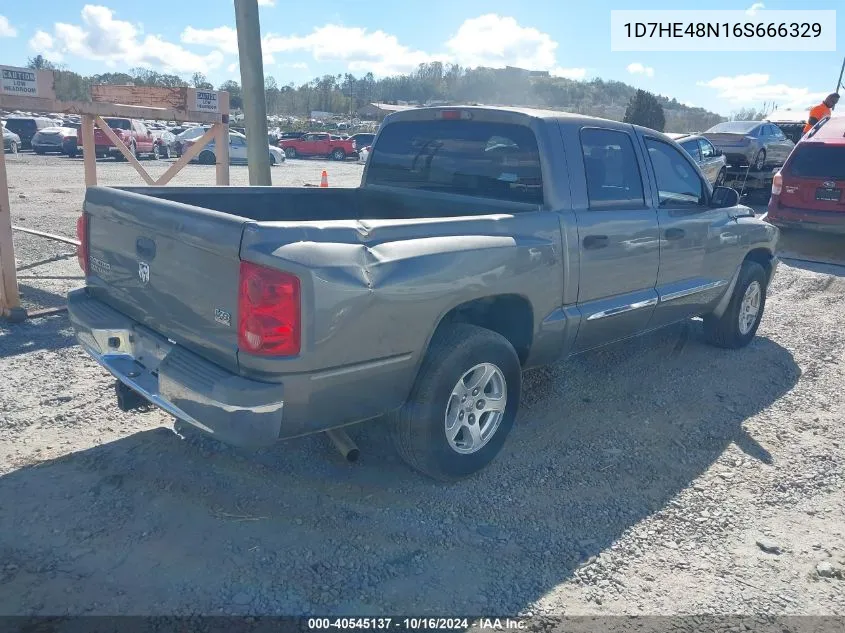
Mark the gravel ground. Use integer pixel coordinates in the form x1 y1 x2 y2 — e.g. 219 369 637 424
1 152 844 617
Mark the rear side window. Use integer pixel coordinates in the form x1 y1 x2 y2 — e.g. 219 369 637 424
367 120 543 205
5 119 35 135
787 144 845 179
104 118 131 130
680 139 701 161
579 128 645 210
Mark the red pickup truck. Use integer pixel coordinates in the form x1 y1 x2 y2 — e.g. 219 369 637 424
95 118 157 160
279 133 355 160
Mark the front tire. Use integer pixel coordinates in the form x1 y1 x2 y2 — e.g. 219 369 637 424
332 148 346 161
703 260 767 349
715 167 726 187
198 150 216 165
9 141 17 154
285 147 296 159
388 324 521 481
753 149 766 171
152 144 161 160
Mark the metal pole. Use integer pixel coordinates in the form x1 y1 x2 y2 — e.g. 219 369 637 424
234 0 271 186
836 55 845 94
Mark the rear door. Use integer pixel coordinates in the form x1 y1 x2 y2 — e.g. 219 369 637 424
641 135 735 328
780 142 845 213
229 135 248 163
84 187 249 372
571 126 660 352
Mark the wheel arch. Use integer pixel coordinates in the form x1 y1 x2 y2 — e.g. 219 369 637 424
423 294 535 367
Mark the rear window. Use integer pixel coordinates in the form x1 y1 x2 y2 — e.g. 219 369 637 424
707 121 758 135
786 144 845 179
104 118 131 130
367 120 543 204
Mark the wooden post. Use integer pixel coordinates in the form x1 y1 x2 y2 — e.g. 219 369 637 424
0 134 23 320
81 115 97 187
215 123 230 185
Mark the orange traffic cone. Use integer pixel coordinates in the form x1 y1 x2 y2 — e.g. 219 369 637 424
320 170 329 187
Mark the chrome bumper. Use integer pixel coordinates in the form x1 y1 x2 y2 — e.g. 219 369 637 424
67 289 286 448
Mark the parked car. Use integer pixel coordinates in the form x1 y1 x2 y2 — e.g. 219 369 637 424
357 145 371 164
174 125 211 156
667 133 728 186
350 133 375 157
3 116 55 150
94 118 157 160
703 121 794 170
766 115 845 233
2 125 20 154
31 127 79 155
149 128 179 159
68 106 778 482
279 132 356 160
184 131 285 166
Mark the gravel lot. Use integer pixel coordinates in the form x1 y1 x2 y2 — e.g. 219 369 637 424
1 152 844 617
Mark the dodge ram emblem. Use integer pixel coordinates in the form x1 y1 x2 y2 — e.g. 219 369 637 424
138 262 150 285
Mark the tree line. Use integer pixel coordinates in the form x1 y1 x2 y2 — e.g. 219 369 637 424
27 55 726 132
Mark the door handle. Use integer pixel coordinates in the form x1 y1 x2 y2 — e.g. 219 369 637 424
665 228 685 240
582 235 609 250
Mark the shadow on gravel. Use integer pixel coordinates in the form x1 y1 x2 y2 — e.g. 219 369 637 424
0 322 800 616
17 283 70 311
777 230 845 274
0 313 75 358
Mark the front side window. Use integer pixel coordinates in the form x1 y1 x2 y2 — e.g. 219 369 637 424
579 128 645 210
699 139 716 158
645 138 704 207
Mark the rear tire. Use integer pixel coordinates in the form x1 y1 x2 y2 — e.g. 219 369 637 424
152 144 161 160
753 149 766 171
9 141 17 154
703 260 767 349
388 324 522 482
198 150 216 165
285 147 296 159
331 148 346 161
715 167 726 187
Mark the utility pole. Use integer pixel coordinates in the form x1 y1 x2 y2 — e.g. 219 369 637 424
234 0 271 186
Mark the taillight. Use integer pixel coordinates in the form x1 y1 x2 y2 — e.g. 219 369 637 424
771 171 783 196
76 214 89 275
237 261 301 356
352 140 357 149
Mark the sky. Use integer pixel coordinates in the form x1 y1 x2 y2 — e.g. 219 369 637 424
0 0 842 116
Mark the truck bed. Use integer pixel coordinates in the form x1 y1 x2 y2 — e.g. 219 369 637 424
117 185 532 222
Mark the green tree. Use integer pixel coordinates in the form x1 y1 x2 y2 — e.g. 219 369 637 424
191 72 214 90
219 80 243 110
623 89 666 132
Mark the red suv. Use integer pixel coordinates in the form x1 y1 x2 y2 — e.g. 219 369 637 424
767 116 845 233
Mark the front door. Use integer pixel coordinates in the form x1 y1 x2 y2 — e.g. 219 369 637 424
697 138 723 184
572 127 660 353
229 135 248 163
641 135 733 328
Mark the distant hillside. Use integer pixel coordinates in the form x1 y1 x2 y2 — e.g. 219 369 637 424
26 56 724 132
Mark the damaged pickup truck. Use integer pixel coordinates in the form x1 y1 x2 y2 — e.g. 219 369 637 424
68 106 779 481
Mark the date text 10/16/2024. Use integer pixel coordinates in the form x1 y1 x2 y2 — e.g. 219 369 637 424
307 618 527 630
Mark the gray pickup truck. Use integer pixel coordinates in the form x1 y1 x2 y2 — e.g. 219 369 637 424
68 106 779 481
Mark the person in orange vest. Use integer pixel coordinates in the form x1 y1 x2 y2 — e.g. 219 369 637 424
803 93 840 134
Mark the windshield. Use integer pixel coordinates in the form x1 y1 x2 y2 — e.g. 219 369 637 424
706 121 758 134
367 120 543 205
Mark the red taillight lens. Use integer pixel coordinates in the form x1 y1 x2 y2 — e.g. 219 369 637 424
771 171 783 196
237 261 301 356
76 214 89 275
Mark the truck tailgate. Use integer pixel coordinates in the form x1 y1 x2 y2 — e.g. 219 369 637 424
83 187 249 372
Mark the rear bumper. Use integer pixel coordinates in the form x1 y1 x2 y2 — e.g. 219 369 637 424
766 202 845 234
67 289 286 448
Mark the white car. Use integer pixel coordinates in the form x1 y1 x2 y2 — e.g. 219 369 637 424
357 145 370 165
186 131 286 166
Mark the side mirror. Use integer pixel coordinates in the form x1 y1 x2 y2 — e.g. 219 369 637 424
714 149 722 156
711 186 740 208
